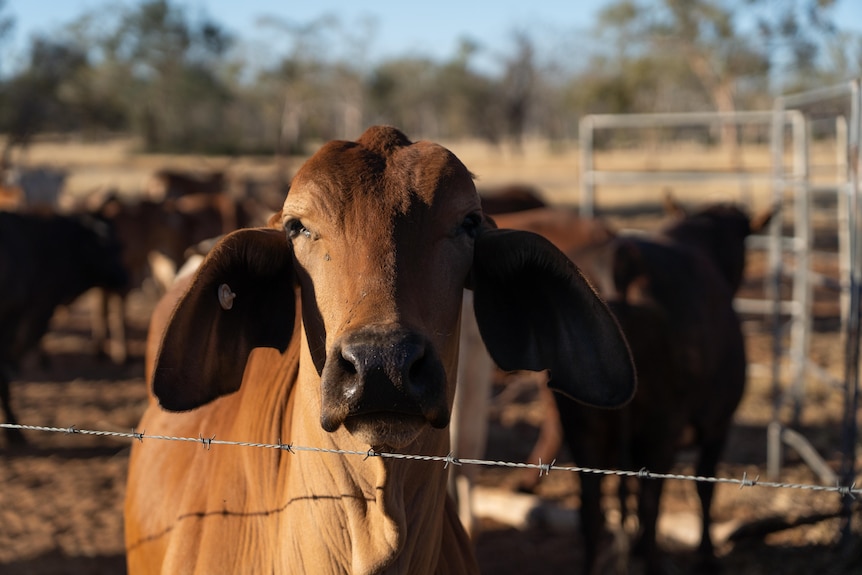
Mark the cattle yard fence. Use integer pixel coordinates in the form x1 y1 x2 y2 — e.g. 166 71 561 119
578 78 862 546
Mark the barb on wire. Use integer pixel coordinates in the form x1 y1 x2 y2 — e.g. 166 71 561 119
199 433 216 450
739 471 760 490
537 458 555 477
2 422 861 499
276 438 294 454
443 452 461 469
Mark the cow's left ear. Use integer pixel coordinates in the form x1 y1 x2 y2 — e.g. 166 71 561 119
469 228 636 408
153 227 296 411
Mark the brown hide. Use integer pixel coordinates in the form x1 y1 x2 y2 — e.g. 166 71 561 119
148 168 226 200
124 127 635 574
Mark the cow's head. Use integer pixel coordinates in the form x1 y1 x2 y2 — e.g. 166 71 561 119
660 197 776 294
151 126 635 451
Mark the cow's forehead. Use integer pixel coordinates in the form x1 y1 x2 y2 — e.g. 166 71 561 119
286 129 478 224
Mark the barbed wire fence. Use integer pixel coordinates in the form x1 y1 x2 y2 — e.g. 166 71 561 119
2 422 860 501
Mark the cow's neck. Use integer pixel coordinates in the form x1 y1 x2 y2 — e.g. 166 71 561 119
269 327 454 574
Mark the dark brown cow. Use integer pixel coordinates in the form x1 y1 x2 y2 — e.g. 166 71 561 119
124 126 636 574
0 211 127 444
559 202 773 574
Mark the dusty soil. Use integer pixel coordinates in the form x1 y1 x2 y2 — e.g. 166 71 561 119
1 138 861 574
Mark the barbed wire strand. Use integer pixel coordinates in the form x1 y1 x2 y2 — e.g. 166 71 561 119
2 422 860 499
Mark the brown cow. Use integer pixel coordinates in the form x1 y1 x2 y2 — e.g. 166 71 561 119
124 126 636 574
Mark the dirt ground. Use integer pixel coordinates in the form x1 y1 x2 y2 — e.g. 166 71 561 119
2 138 862 574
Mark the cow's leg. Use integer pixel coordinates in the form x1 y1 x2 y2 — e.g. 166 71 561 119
107 292 128 364
694 438 726 573
633 476 665 575
0 371 26 444
92 290 129 364
630 434 676 575
579 471 605 575
556 396 617 574
91 288 110 360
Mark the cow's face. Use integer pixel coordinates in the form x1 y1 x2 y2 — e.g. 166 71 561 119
151 127 636 455
282 127 481 450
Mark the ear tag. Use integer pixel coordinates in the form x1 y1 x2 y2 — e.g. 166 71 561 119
218 283 236 310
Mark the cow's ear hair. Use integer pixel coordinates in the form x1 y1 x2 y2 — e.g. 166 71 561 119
153 228 296 411
469 228 636 408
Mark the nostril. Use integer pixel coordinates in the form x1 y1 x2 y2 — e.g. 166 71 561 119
407 352 426 382
338 350 358 376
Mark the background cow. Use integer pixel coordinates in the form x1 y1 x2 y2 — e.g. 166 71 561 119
89 191 273 364
146 168 226 200
557 201 773 574
452 197 771 573
0 211 128 444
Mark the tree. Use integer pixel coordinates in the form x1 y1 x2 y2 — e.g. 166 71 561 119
598 0 771 146
0 37 93 163
367 57 439 136
256 14 352 153
596 0 846 110
96 0 234 152
435 39 503 142
500 31 536 152
0 0 14 78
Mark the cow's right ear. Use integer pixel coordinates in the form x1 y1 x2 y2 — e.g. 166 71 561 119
153 227 296 411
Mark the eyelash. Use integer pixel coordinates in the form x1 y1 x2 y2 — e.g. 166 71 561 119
285 219 312 240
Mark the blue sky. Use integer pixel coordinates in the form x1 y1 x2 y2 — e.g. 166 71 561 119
5 0 606 67
5 0 862 73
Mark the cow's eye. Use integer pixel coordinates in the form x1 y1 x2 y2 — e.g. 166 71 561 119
459 213 481 239
285 219 312 240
